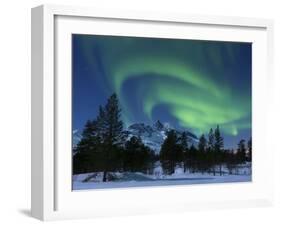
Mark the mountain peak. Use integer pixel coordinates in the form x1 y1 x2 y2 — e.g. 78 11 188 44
128 123 153 135
153 120 164 131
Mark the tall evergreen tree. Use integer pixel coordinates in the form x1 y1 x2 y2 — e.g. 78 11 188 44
180 131 189 150
198 134 207 152
237 139 246 163
207 128 216 175
208 128 215 151
197 134 208 173
73 120 103 174
180 132 189 172
225 149 236 175
213 125 223 175
214 125 223 151
97 93 125 181
124 136 154 173
214 125 224 175
160 130 182 174
189 144 197 173
247 138 252 162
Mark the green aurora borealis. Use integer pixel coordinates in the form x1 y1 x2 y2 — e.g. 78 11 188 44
73 35 252 148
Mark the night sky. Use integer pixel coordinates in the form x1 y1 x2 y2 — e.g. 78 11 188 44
72 34 252 149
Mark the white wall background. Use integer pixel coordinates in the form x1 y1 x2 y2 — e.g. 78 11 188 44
0 0 280 225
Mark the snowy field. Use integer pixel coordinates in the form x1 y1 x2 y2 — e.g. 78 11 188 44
72 163 251 190
73 174 251 190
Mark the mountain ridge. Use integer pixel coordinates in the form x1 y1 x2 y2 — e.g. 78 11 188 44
73 120 198 154
125 120 198 153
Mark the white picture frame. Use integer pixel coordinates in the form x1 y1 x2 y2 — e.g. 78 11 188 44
31 4 274 221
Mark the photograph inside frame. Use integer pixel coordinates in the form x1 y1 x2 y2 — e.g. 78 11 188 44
71 34 252 190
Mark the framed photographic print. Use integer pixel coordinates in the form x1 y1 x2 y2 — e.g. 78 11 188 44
31 4 274 221
72 34 253 190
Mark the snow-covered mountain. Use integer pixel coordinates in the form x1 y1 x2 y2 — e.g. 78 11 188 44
124 120 198 153
73 120 198 154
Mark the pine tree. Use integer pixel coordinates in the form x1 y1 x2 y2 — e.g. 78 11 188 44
198 134 207 152
247 138 252 162
208 128 215 151
73 120 103 174
197 134 207 173
124 136 154 173
180 132 189 150
97 93 125 181
214 125 224 175
226 149 236 175
189 144 197 173
237 139 246 163
160 130 181 175
214 125 223 151
180 132 189 172
207 128 216 175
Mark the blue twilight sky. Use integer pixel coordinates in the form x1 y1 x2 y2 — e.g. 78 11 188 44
72 34 252 149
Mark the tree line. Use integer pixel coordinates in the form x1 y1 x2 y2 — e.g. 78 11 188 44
73 93 252 181
159 127 251 176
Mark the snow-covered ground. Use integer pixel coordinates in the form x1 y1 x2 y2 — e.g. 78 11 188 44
73 174 251 190
72 163 251 190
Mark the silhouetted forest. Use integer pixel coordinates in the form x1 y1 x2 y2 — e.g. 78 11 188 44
73 94 252 181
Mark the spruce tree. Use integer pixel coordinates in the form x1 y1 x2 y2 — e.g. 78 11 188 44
237 139 246 163
124 136 154 173
197 134 208 173
180 132 189 150
208 128 215 151
214 125 224 175
198 134 207 152
160 130 181 175
189 144 197 173
73 120 103 174
247 138 252 162
207 128 216 175
180 132 189 172
97 93 124 181
214 125 223 151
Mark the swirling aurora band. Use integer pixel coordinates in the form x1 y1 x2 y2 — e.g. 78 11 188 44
72 34 252 148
